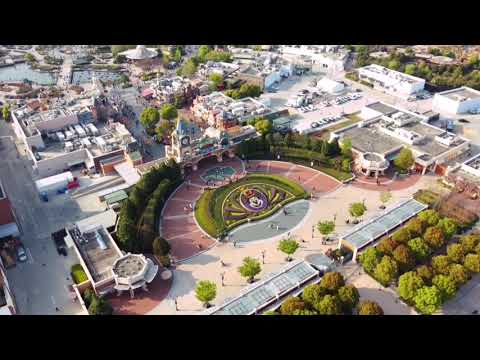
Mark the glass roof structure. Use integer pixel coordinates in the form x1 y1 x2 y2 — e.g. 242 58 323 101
206 260 319 315
342 198 427 251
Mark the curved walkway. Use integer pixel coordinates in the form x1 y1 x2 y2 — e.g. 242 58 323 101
161 158 342 263
351 170 422 191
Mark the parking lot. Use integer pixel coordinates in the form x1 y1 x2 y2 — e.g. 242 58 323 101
0 121 109 314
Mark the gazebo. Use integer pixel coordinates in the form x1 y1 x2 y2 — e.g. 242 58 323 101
112 253 159 299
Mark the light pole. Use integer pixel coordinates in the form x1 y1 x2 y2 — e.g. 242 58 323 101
221 272 225 287
312 225 315 240
174 297 178 311
261 250 266 265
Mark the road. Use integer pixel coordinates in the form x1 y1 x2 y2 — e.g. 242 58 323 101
0 121 85 315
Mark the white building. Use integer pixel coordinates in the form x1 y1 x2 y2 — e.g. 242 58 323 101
358 64 425 98
316 77 345 94
432 86 480 114
280 45 348 73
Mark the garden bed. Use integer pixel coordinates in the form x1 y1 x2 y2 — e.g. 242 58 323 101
195 174 308 238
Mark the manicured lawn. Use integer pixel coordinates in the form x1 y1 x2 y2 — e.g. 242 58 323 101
195 174 308 238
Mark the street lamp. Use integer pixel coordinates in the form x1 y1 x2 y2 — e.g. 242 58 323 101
174 297 178 311
221 272 225 287
261 250 266 265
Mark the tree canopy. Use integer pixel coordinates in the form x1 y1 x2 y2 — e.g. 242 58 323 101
359 247 382 273
398 271 424 302
464 254 480 273
338 285 360 313
195 280 217 306
446 243 466 264
319 272 345 294
277 238 299 261
431 255 451 276
279 296 306 315
140 107 160 129
432 275 457 301
315 294 342 315
349 202 367 219
423 226 446 250
357 300 384 315
394 148 414 172
413 286 442 315
238 257 262 283
374 255 399 286
317 220 335 237
255 119 273 136
408 237 432 261
160 104 178 120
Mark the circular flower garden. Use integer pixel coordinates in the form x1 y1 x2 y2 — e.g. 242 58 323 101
195 174 308 238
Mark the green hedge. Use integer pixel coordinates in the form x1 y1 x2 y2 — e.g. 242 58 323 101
195 174 308 238
71 264 88 284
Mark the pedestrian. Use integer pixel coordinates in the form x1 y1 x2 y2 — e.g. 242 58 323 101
220 260 225 267
276 225 279 231
55 307 60 312
233 241 237 248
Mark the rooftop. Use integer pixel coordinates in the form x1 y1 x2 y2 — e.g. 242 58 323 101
206 260 319 315
342 199 427 250
366 102 399 116
359 64 425 85
438 86 480 102
338 125 404 155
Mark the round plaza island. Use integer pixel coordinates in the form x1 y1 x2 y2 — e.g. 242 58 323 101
112 253 159 299
194 174 309 240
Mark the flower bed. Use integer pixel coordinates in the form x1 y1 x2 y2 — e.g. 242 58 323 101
359 208 480 314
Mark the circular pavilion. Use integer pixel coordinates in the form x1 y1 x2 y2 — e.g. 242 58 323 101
357 152 390 178
120 45 158 61
112 253 159 299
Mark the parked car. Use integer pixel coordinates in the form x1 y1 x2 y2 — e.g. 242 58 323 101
16 244 27 262
458 118 470 123
311 122 320 128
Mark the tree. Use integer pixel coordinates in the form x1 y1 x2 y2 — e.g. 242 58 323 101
460 235 480 253
377 237 399 256
24 53 36 62
357 300 384 315
394 148 414 172
160 104 178 120
321 139 331 157
198 45 211 62
82 288 95 308
398 271 425 302
340 138 353 159
379 191 392 208
338 285 360 314
432 275 457 301
195 280 217 308
405 64 417 75
238 257 262 283
301 284 327 308
2 103 11 122
405 218 427 238
431 255 451 276
317 220 335 240
209 73 223 89
153 237 171 257
424 226 446 250
416 265 434 284
277 238 299 261
392 227 412 244
179 59 198 78
88 296 113 315
349 202 367 220
448 264 469 287
446 243 466 264
173 48 182 62
313 139 323 153
140 107 160 129
329 138 341 157
359 247 382 273
315 294 342 315
413 286 442 315
387 59 401 71
408 237 432 261
291 309 318 315
437 218 458 240
374 255 399 286
279 296 306 315
156 119 173 139
393 244 416 272
418 209 441 227
238 83 262 98
464 254 480 273
255 119 273 136
319 272 345 294
284 132 294 148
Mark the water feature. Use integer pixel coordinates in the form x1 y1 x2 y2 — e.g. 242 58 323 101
71 70 121 85
0 63 57 85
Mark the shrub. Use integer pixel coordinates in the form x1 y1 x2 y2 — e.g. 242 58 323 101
446 243 466 264
153 237 171 257
392 227 412 244
357 300 384 315
423 226 446 250
374 256 399 286
71 264 88 284
314 295 342 315
302 284 327 309
448 264 469 286
377 237 399 256
413 286 442 315
464 254 480 273
280 296 307 315
319 272 345 294
432 275 457 301
195 280 217 307
88 296 114 315
393 244 416 272
337 285 360 314
431 255 451 275
408 237 432 261
418 209 441 227
416 265 434 285
83 288 95 307
359 247 382 273
398 271 425 302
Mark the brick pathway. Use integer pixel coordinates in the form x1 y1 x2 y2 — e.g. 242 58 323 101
351 170 422 191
